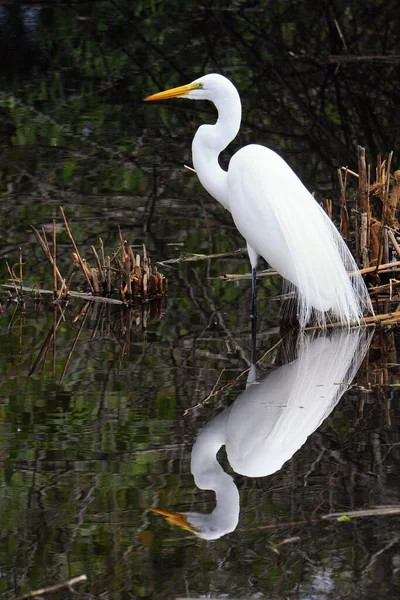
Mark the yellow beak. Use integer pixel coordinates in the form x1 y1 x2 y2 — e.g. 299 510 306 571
147 507 195 532
144 82 198 102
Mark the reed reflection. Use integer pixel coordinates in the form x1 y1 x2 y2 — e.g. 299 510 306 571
150 329 372 540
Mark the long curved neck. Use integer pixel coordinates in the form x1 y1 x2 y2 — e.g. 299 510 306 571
192 90 242 211
190 408 239 535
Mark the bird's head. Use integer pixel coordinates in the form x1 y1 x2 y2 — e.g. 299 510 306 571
144 73 236 103
147 507 196 533
147 506 231 540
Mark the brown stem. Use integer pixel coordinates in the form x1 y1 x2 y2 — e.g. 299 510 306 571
59 206 94 294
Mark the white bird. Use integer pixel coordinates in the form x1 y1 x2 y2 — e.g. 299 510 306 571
145 74 373 329
148 328 372 540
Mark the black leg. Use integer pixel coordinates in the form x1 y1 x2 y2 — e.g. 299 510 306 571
251 267 257 365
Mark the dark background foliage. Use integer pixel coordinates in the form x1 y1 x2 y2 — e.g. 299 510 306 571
0 2 399 599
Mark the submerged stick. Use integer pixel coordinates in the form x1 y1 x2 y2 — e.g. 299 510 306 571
1 284 124 305
220 259 400 283
240 505 400 534
14 574 87 600
304 309 400 331
322 506 400 520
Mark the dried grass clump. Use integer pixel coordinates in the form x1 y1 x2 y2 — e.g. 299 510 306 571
336 147 400 305
71 234 166 302
30 206 167 304
338 148 399 268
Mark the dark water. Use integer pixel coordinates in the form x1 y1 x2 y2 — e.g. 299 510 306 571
1 2 400 599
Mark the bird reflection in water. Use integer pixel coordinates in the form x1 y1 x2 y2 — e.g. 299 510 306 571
149 328 372 540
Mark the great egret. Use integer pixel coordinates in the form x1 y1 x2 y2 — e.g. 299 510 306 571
149 328 372 540
145 74 373 328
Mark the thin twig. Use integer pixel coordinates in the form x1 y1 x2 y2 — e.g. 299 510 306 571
219 268 278 281
52 219 57 296
91 245 104 283
30 225 65 289
157 248 247 266
59 206 95 294
334 18 348 51
99 237 105 267
19 247 23 296
106 256 111 293
305 310 400 330
6 262 19 296
341 166 359 178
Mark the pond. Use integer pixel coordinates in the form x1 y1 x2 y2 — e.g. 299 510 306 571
0 2 400 599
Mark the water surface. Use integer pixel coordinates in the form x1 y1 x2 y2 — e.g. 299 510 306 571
1 2 400 599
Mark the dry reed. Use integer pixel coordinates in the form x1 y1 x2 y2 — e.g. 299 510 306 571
25 206 167 305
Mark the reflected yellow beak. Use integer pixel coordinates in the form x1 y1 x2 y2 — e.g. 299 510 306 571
147 507 195 532
144 82 199 102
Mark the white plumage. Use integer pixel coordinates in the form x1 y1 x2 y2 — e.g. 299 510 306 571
148 328 372 540
146 73 373 327
228 144 371 326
